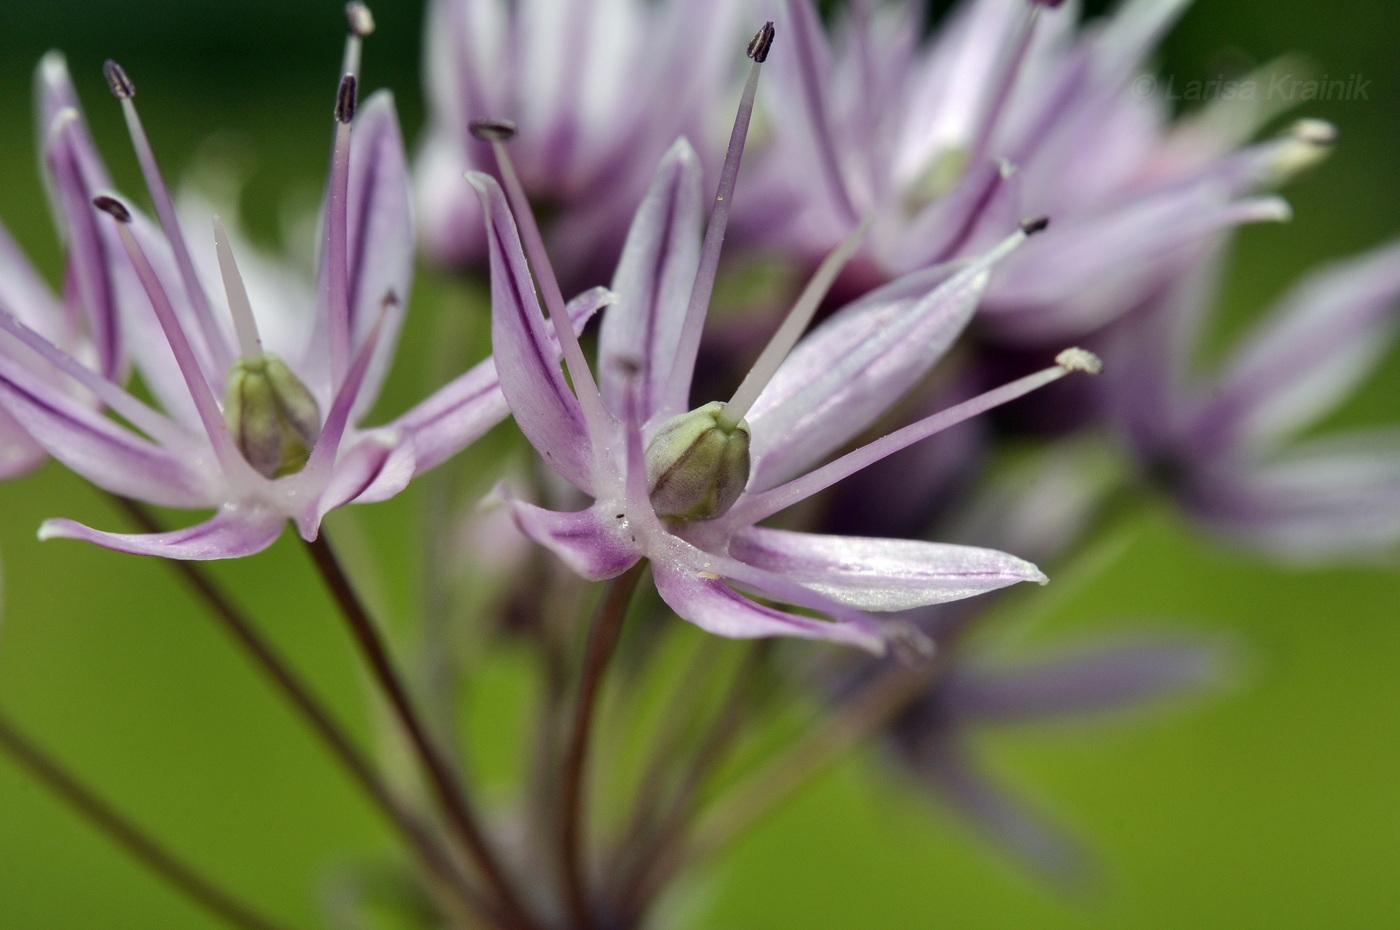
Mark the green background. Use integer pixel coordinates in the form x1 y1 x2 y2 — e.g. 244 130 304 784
1 1 1397 927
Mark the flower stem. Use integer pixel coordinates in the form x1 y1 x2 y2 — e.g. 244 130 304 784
558 564 646 930
302 534 539 930
109 497 490 925
0 708 294 930
652 656 947 892
612 641 772 924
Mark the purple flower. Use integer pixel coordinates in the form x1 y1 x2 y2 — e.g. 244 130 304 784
740 0 1310 343
891 632 1230 881
469 27 1101 651
0 12 597 560
416 0 747 286
1109 237 1400 558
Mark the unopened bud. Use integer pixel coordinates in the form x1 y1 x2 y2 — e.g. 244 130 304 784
645 401 752 521
223 354 321 478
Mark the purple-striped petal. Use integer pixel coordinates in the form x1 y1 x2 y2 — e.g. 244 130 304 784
729 526 1046 611
599 139 703 423
1192 239 1400 454
0 408 45 480
943 634 1230 722
470 173 598 492
348 93 413 419
0 354 212 507
39 508 285 560
506 497 642 581
651 557 888 652
743 258 989 490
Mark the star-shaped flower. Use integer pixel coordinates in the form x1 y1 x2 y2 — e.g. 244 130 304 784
472 26 1099 651
0 7 604 560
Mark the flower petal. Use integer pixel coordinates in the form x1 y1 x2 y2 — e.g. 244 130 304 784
0 354 213 507
39 508 285 560
349 93 414 419
651 557 888 652
0 407 46 480
506 497 642 581
1186 429 1400 559
902 729 1090 886
1192 239 1400 454
600 139 703 423
471 172 598 492
744 258 988 489
729 526 1046 611
943 634 1231 722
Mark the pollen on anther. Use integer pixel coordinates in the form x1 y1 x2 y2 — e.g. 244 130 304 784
1055 347 1103 374
345 1 375 37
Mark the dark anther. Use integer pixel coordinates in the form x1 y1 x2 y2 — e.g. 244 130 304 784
747 22 776 63
335 74 358 124
1020 216 1050 236
103 60 136 99
92 196 132 223
470 118 518 142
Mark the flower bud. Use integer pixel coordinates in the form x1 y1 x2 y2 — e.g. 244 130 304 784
223 353 321 478
645 401 751 521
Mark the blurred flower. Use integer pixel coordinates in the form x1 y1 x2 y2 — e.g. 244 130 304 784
415 0 747 286
740 0 1310 344
0 16 601 560
1109 238 1400 558
890 631 1230 881
469 27 1100 651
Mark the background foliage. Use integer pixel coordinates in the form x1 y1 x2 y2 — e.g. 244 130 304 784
0 1 1396 927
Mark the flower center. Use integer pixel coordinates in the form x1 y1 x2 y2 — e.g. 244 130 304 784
645 401 751 521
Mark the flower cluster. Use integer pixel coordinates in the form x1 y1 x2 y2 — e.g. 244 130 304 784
0 1 1395 928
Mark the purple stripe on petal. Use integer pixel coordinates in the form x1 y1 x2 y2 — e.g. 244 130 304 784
470 173 597 492
39 508 285 560
506 497 642 582
344 92 414 420
651 559 886 652
0 355 212 507
600 139 703 423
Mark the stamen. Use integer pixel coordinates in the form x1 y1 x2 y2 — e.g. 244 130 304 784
662 22 776 415
94 196 249 477
731 347 1101 525
1265 118 1337 183
212 216 263 360
718 217 873 431
342 2 375 78
103 60 233 374
471 121 611 431
327 73 356 385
